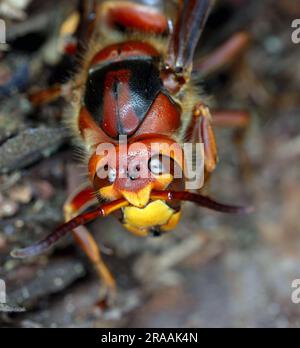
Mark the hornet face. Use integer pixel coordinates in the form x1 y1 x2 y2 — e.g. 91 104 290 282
89 136 186 236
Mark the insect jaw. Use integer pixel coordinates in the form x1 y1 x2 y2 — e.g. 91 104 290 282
119 184 153 208
116 172 175 208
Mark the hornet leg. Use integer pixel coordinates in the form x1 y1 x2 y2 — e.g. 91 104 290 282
63 184 116 301
189 103 219 178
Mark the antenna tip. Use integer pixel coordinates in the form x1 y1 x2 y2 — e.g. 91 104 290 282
11 248 28 259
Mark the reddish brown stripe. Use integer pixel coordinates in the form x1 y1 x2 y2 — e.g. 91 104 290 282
107 4 168 34
102 71 119 138
102 69 140 137
78 107 113 144
135 93 181 137
70 187 95 213
91 41 159 67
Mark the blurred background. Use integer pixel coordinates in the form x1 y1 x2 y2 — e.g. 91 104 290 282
0 0 300 328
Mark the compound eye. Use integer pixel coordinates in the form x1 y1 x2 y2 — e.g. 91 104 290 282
148 156 165 175
97 165 116 183
108 167 117 183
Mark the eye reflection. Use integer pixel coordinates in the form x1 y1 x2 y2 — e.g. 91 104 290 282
108 167 117 183
148 155 166 175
